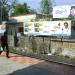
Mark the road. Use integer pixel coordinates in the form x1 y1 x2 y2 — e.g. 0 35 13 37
0 53 75 75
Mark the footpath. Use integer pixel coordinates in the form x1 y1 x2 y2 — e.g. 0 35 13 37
0 52 75 75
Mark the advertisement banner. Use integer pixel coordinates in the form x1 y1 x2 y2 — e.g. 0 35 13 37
53 5 75 18
24 21 71 36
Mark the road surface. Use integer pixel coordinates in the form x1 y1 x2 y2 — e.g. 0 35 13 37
0 53 75 75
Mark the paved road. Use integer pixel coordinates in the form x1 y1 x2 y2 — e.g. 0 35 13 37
0 57 30 75
0 56 75 75
0 57 58 75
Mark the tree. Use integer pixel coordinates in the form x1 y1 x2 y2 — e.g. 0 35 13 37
0 0 17 22
11 3 29 16
2 6 8 21
29 9 37 14
40 0 52 16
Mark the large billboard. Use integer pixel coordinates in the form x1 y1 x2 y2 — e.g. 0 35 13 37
53 5 75 18
24 21 71 36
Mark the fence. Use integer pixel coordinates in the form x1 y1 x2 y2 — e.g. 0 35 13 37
8 35 75 58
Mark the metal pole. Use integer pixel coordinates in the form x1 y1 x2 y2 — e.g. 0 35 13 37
49 37 51 53
0 1 1 23
1 6 2 23
0 1 2 24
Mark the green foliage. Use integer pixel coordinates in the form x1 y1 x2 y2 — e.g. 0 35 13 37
0 0 17 21
2 6 8 21
64 18 75 20
12 3 29 16
40 0 52 16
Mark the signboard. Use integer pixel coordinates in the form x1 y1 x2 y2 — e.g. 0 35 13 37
53 5 75 18
24 21 71 36
0 25 6 34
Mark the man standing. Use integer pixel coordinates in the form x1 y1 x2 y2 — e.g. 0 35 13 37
68 6 75 18
0 31 9 58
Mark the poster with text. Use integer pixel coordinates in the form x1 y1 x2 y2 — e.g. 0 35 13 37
24 21 71 36
53 5 75 18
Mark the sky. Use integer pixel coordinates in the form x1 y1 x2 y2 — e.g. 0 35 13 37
18 0 75 11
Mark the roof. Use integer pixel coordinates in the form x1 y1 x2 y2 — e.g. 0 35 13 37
10 14 36 17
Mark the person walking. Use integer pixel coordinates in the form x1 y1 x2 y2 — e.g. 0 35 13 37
14 32 18 47
0 31 9 58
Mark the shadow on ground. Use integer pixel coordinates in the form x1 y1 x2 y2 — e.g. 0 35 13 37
6 61 75 75
6 62 59 75
0 52 75 75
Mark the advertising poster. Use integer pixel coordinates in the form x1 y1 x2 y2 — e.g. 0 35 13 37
53 5 75 18
24 21 71 36
24 22 34 35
